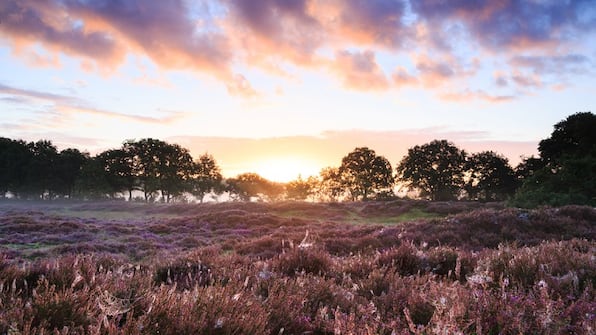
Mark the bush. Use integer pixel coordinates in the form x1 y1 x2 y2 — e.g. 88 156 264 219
274 247 332 277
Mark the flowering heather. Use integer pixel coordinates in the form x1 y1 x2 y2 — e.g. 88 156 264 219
0 201 594 334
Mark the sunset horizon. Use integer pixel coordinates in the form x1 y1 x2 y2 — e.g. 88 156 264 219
1 0 594 182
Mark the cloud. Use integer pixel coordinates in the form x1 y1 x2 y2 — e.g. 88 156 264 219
0 0 125 64
1 0 594 97
392 67 418 87
225 74 259 98
416 56 454 85
510 71 542 88
0 0 256 95
440 89 515 103
223 0 324 67
411 0 596 50
0 83 186 124
66 0 231 71
494 72 509 87
331 50 390 90
510 54 592 75
332 0 410 48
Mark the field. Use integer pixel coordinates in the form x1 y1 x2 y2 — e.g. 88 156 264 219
0 200 594 334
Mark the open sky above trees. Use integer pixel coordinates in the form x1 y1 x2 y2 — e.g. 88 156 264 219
1 1 595 181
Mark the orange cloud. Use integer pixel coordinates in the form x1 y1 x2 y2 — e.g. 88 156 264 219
331 50 390 91
392 67 419 87
440 89 515 103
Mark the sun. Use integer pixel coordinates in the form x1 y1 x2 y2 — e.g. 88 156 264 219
253 157 321 183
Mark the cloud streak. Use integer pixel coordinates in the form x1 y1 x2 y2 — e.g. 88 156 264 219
0 83 186 124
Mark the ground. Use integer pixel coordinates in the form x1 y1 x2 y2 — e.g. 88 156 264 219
0 200 594 334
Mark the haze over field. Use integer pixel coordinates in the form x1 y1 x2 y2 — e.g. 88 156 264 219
1 0 595 181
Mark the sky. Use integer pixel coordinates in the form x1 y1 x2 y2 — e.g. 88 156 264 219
1 0 595 182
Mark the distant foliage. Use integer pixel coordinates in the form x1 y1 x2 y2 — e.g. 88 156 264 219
465 151 518 201
397 139 467 201
339 147 395 200
512 112 596 207
0 137 223 203
1 113 592 204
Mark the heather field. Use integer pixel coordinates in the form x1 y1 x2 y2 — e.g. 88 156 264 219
0 201 594 334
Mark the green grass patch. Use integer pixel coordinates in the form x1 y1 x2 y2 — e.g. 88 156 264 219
346 207 444 226
396 207 443 222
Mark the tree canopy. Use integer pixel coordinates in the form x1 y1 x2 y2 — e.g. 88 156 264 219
397 140 467 201
512 112 596 207
339 147 394 200
465 151 517 201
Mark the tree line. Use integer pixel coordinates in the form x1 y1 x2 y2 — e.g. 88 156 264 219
1 112 593 207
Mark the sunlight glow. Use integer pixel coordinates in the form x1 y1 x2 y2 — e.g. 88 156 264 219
253 157 321 182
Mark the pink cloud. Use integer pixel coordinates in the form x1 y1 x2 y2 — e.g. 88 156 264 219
440 89 515 103
331 50 390 91
1 0 593 97
392 67 419 87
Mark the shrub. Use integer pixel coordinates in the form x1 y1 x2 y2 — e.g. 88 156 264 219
274 247 332 277
153 259 212 290
376 243 420 276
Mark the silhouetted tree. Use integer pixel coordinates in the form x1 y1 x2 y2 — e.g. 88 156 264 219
54 149 88 198
126 139 194 202
318 167 344 201
25 140 59 199
339 147 394 200
538 112 596 167
465 151 517 201
511 155 596 207
515 156 545 180
0 138 30 198
225 173 275 201
397 140 467 201
191 154 223 203
75 156 114 199
285 175 317 201
97 149 137 199
155 142 194 202
512 112 596 207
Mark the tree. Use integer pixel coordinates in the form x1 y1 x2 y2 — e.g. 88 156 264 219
97 149 137 199
397 140 467 201
339 147 394 200
225 173 276 201
512 112 596 207
53 148 88 198
318 167 344 201
191 153 223 203
515 156 545 180
538 112 596 166
155 142 194 202
511 155 596 207
125 139 194 202
465 151 517 201
0 138 30 198
285 175 318 201
75 156 114 199
25 140 59 199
